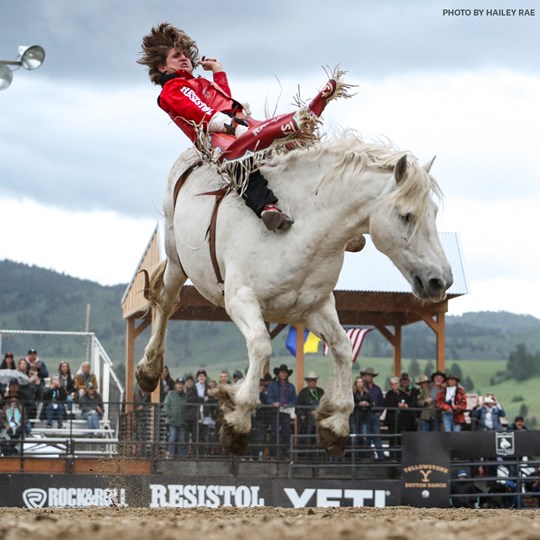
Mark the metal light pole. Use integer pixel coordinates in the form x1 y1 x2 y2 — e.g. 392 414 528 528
0 45 46 90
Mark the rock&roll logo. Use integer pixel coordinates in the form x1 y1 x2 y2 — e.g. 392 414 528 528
22 487 127 508
23 489 47 509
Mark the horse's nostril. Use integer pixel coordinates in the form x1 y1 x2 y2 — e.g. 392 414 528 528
428 278 443 294
414 275 424 291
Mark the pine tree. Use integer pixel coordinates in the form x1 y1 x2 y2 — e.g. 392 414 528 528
409 359 421 381
424 359 435 377
507 344 534 381
449 362 463 381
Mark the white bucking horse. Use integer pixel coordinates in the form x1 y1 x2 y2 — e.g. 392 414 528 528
136 132 453 456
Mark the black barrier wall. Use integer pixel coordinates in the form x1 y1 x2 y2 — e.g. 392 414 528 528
2 431 538 508
400 430 540 508
0 475 401 509
401 432 451 507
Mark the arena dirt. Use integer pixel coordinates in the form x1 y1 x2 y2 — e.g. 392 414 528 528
0 507 539 540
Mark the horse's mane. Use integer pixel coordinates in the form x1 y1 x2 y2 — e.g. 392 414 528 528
269 131 442 219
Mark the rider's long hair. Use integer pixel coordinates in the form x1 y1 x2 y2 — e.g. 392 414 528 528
138 22 200 85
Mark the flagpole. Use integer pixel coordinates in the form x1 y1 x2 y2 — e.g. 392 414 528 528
294 323 305 390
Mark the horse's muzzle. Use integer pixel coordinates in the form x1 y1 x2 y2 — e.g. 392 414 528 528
413 273 453 302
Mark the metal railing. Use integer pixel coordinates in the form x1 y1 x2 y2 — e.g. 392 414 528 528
450 458 540 509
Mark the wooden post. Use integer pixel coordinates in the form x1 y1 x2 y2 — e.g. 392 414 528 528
150 308 161 405
394 325 402 376
436 313 446 372
418 310 447 374
125 319 135 413
375 324 403 376
295 323 305 391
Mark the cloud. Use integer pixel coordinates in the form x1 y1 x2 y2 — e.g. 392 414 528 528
2 0 539 86
0 78 188 215
0 198 156 286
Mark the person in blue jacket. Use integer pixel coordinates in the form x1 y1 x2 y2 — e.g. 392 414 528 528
266 364 296 459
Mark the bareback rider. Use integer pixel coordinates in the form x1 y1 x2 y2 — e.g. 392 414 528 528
138 23 342 232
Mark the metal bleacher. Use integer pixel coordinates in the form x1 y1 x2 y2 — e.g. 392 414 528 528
21 400 118 458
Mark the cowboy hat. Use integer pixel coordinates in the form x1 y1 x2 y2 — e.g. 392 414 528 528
430 370 447 382
447 373 460 382
273 364 293 376
417 374 430 385
304 371 319 381
360 367 378 377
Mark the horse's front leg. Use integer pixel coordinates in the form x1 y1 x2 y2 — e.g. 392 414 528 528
306 295 353 457
211 285 270 454
136 259 186 392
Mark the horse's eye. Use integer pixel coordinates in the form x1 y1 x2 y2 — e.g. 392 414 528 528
401 212 413 223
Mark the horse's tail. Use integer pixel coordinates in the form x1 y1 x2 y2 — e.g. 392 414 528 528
140 259 167 309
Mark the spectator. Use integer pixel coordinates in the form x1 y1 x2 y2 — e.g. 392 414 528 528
509 415 527 431
296 371 324 457
430 370 447 431
506 416 528 479
473 394 506 431
351 375 373 459
232 370 244 384
437 374 467 432
266 364 296 459
1 395 29 455
0 352 16 370
417 374 436 432
191 369 217 454
250 378 271 459
79 382 104 437
383 376 409 459
74 361 98 400
163 377 189 457
25 349 49 388
361 367 385 461
398 372 418 431
57 361 75 416
9 366 40 420
2 378 21 403
184 374 197 448
159 365 175 402
451 469 477 508
219 371 231 385
17 358 30 376
42 375 67 428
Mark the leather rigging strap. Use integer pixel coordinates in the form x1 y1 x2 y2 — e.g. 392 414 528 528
172 159 203 279
172 159 227 291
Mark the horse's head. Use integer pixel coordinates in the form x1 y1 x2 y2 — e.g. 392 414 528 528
369 155 453 302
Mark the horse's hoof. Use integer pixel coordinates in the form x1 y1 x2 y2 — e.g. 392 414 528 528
219 423 249 455
318 427 348 458
135 366 159 393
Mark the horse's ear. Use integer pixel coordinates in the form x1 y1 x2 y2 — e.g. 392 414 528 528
423 156 437 173
394 155 408 184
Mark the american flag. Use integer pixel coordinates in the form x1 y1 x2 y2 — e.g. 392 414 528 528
323 327 373 363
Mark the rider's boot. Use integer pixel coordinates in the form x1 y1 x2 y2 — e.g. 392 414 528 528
242 169 293 232
308 78 339 117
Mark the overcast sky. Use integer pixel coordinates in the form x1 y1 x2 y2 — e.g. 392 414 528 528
1 0 539 318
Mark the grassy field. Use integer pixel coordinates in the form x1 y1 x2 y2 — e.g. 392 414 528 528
170 354 539 427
